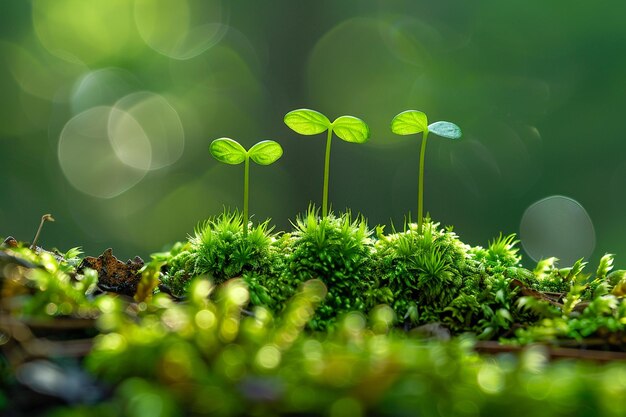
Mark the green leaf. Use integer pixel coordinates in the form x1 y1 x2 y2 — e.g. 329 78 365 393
391 110 428 135
209 138 247 165
248 140 283 165
332 116 370 143
428 121 462 139
284 109 331 135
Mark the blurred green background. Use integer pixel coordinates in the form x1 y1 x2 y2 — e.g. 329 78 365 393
1 0 625 268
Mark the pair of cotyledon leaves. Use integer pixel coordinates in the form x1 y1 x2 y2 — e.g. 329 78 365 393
210 138 283 166
210 108 461 166
283 109 370 143
390 110 462 139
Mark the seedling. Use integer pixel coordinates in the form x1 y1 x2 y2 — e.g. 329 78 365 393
284 109 369 218
391 110 461 233
209 138 283 236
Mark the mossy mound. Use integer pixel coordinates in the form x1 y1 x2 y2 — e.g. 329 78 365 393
270 209 378 330
160 211 280 306
157 211 544 335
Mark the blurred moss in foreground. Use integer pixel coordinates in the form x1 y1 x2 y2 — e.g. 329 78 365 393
53 278 626 417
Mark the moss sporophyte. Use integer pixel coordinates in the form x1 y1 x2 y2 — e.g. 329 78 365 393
209 138 283 236
391 110 462 233
284 109 370 218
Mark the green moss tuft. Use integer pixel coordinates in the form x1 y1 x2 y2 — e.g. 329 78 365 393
374 220 477 323
374 223 537 337
275 208 377 330
470 233 521 269
162 210 280 299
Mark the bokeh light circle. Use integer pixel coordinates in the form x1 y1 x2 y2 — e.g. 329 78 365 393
70 68 140 115
134 0 228 60
32 0 136 64
520 195 595 264
107 107 153 171
58 106 151 198
110 92 185 170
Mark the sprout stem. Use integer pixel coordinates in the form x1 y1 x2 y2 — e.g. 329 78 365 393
417 131 429 233
322 128 333 218
31 214 54 249
243 156 250 237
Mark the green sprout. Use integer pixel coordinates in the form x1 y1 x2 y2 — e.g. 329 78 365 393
209 138 283 236
284 109 369 218
391 110 462 233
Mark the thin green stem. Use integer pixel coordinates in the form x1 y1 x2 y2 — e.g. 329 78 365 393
322 127 333 218
417 131 429 234
243 156 250 237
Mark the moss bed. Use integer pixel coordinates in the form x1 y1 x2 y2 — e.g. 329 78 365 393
2 211 626 416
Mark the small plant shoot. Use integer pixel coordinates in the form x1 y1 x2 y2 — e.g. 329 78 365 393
284 109 369 218
210 138 283 236
391 110 461 233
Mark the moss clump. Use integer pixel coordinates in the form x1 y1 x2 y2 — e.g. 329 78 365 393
272 209 377 330
159 212 541 336
470 233 521 270
159 243 195 293
374 223 538 337
374 221 479 326
161 211 279 300
463 234 538 338
511 254 626 345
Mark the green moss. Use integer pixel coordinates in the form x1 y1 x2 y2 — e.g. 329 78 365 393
157 211 544 336
274 208 377 330
192 211 274 280
374 221 478 324
161 211 280 299
156 209 623 343
469 233 521 269
512 254 626 345
75 274 626 417
373 222 539 337
160 249 196 295
0 245 99 318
